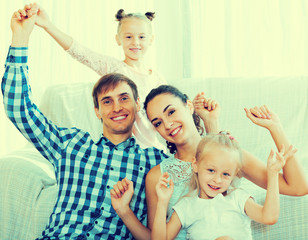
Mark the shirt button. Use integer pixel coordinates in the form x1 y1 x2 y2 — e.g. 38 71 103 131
139 167 143 171
107 185 110 189
114 147 118 150
95 220 98 224
110 167 114 171
9 55 15 62
101 206 104 210
85 154 89 158
86 233 90 237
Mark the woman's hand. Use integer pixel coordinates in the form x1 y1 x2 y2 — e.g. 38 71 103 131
110 177 134 214
244 105 281 130
193 92 220 121
193 92 220 133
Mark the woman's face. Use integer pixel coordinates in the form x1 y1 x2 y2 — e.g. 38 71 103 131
146 93 195 145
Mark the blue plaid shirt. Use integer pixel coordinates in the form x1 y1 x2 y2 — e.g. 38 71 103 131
2 47 168 239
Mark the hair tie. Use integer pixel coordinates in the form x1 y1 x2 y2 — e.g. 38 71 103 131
218 131 235 141
145 12 155 21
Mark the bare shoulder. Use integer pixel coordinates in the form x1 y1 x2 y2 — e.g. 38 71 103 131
146 164 161 186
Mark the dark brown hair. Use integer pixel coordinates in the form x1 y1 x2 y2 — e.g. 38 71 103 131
92 73 138 109
144 85 204 154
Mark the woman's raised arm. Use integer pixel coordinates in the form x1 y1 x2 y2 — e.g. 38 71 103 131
243 105 308 196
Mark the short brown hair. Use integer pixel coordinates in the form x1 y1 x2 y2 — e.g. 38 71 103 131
92 73 139 109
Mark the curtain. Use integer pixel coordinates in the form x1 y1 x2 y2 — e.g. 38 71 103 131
1 0 308 156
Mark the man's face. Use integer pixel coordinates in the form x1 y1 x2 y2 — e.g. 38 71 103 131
95 82 140 139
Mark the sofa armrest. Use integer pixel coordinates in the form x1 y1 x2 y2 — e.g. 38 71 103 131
240 162 308 240
0 147 57 240
251 190 308 239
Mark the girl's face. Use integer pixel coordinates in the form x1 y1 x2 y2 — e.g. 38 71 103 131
116 18 153 62
146 93 195 145
192 146 239 199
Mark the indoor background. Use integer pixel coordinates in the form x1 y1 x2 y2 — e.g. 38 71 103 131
1 0 308 156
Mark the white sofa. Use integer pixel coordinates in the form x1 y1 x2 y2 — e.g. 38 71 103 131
1 77 308 239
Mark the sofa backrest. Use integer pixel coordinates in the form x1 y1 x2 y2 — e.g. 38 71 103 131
39 77 308 165
172 77 308 163
39 82 102 141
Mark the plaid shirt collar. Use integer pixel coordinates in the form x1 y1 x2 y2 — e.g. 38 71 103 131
96 134 137 149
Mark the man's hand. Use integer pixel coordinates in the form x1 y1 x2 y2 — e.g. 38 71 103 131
11 6 38 47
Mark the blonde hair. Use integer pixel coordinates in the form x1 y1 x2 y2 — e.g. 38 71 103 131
188 132 243 197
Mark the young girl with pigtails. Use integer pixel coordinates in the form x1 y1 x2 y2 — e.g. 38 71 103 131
151 132 297 240
21 3 167 149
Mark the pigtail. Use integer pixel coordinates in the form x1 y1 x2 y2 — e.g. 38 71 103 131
115 9 125 21
218 131 243 179
145 12 155 21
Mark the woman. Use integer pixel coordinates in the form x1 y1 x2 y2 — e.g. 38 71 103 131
111 85 308 239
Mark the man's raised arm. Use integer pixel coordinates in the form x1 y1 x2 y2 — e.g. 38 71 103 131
2 6 76 166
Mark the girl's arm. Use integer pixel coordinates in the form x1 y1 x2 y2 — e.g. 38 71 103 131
151 172 181 240
152 199 169 240
145 165 161 230
24 3 72 50
110 178 150 240
146 166 182 239
193 92 220 134
24 3 116 77
243 105 308 196
245 146 295 224
152 210 182 240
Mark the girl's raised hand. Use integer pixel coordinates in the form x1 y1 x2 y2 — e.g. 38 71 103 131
155 172 174 204
244 105 280 130
110 177 134 213
267 145 297 173
193 92 220 121
23 3 51 29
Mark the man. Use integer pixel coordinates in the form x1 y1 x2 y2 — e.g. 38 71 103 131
2 8 167 239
